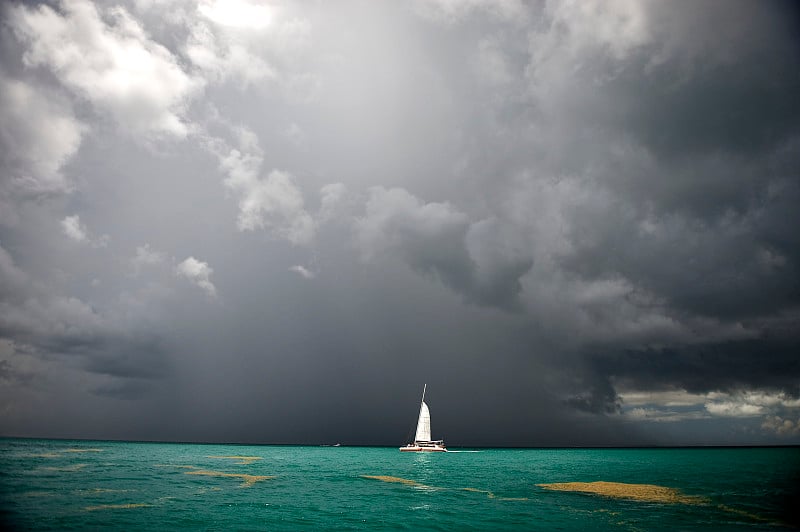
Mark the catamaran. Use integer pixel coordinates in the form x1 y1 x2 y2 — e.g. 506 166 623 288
399 384 447 452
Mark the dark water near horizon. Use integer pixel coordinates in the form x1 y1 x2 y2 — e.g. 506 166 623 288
1 438 798 530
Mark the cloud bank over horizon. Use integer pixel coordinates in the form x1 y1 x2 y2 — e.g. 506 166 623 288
0 0 798 446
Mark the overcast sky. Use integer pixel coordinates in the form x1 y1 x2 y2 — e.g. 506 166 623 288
0 0 798 446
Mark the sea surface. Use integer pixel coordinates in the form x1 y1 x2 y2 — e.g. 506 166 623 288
1 438 798 530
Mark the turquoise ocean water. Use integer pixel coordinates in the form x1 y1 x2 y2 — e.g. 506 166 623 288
1 439 798 530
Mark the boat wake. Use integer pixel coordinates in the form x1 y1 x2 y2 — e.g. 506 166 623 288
444 450 481 453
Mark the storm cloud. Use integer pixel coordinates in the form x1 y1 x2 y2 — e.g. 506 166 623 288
0 0 798 446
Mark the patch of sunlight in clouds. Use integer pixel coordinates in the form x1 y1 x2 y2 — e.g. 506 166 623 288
199 0 272 30
620 389 800 432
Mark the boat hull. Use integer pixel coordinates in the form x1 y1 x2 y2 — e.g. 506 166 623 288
399 444 447 452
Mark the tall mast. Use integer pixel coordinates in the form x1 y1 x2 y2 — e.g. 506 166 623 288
421 383 427 404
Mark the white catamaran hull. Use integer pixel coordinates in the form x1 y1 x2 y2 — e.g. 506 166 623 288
399 443 447 452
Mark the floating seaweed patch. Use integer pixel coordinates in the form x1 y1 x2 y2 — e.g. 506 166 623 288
184 470 274 487
362 475 526 500
64 448 103 453
538 481 777 525
537 481 709 504
361 475 433 489
206 455 262 465
84 503 151 511
194 486 223 494
40 463 87 472
716 504 774 523
154 464 202 471
79 488 134 494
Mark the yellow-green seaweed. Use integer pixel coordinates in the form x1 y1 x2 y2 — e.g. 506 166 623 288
363 475 527 500
84 503 151 511
40 463 87 472
206 455 262 465
360 475 432 489
80 488 134 493
537 481 708 504
538 481 778 524
184 469 274 487
64 448 103 453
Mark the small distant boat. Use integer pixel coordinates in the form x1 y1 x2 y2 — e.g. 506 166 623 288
399 384 447 452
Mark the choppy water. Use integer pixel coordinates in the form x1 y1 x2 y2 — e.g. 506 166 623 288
1 439 798 530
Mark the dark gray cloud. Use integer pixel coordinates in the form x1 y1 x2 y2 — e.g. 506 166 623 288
561 178 800 320
0 0 798 446
592 336 800 398
91 378 153 400
356 187 533 310
0 243 169 384
566 377 622 416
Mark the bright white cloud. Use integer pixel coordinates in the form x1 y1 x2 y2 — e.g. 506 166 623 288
60 215 87 243
704 401 764 417
185 19 274 86
184 1 313 91
356 187 469 261
621 389 800 414
232 168 314 244
704 391 800 418
619 389 710 407
60 215 108 247
289 265 316 279
762 416 800 436
199 0 273 30
0 76 84 196
12 0 197 138
131 244 165 275
620 388 800 434
209 127 315 246
175 256 217 297
134 244 164 266
624 407 708 423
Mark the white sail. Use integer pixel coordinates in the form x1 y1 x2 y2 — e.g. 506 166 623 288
415 401 431 442
400 385 446 451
